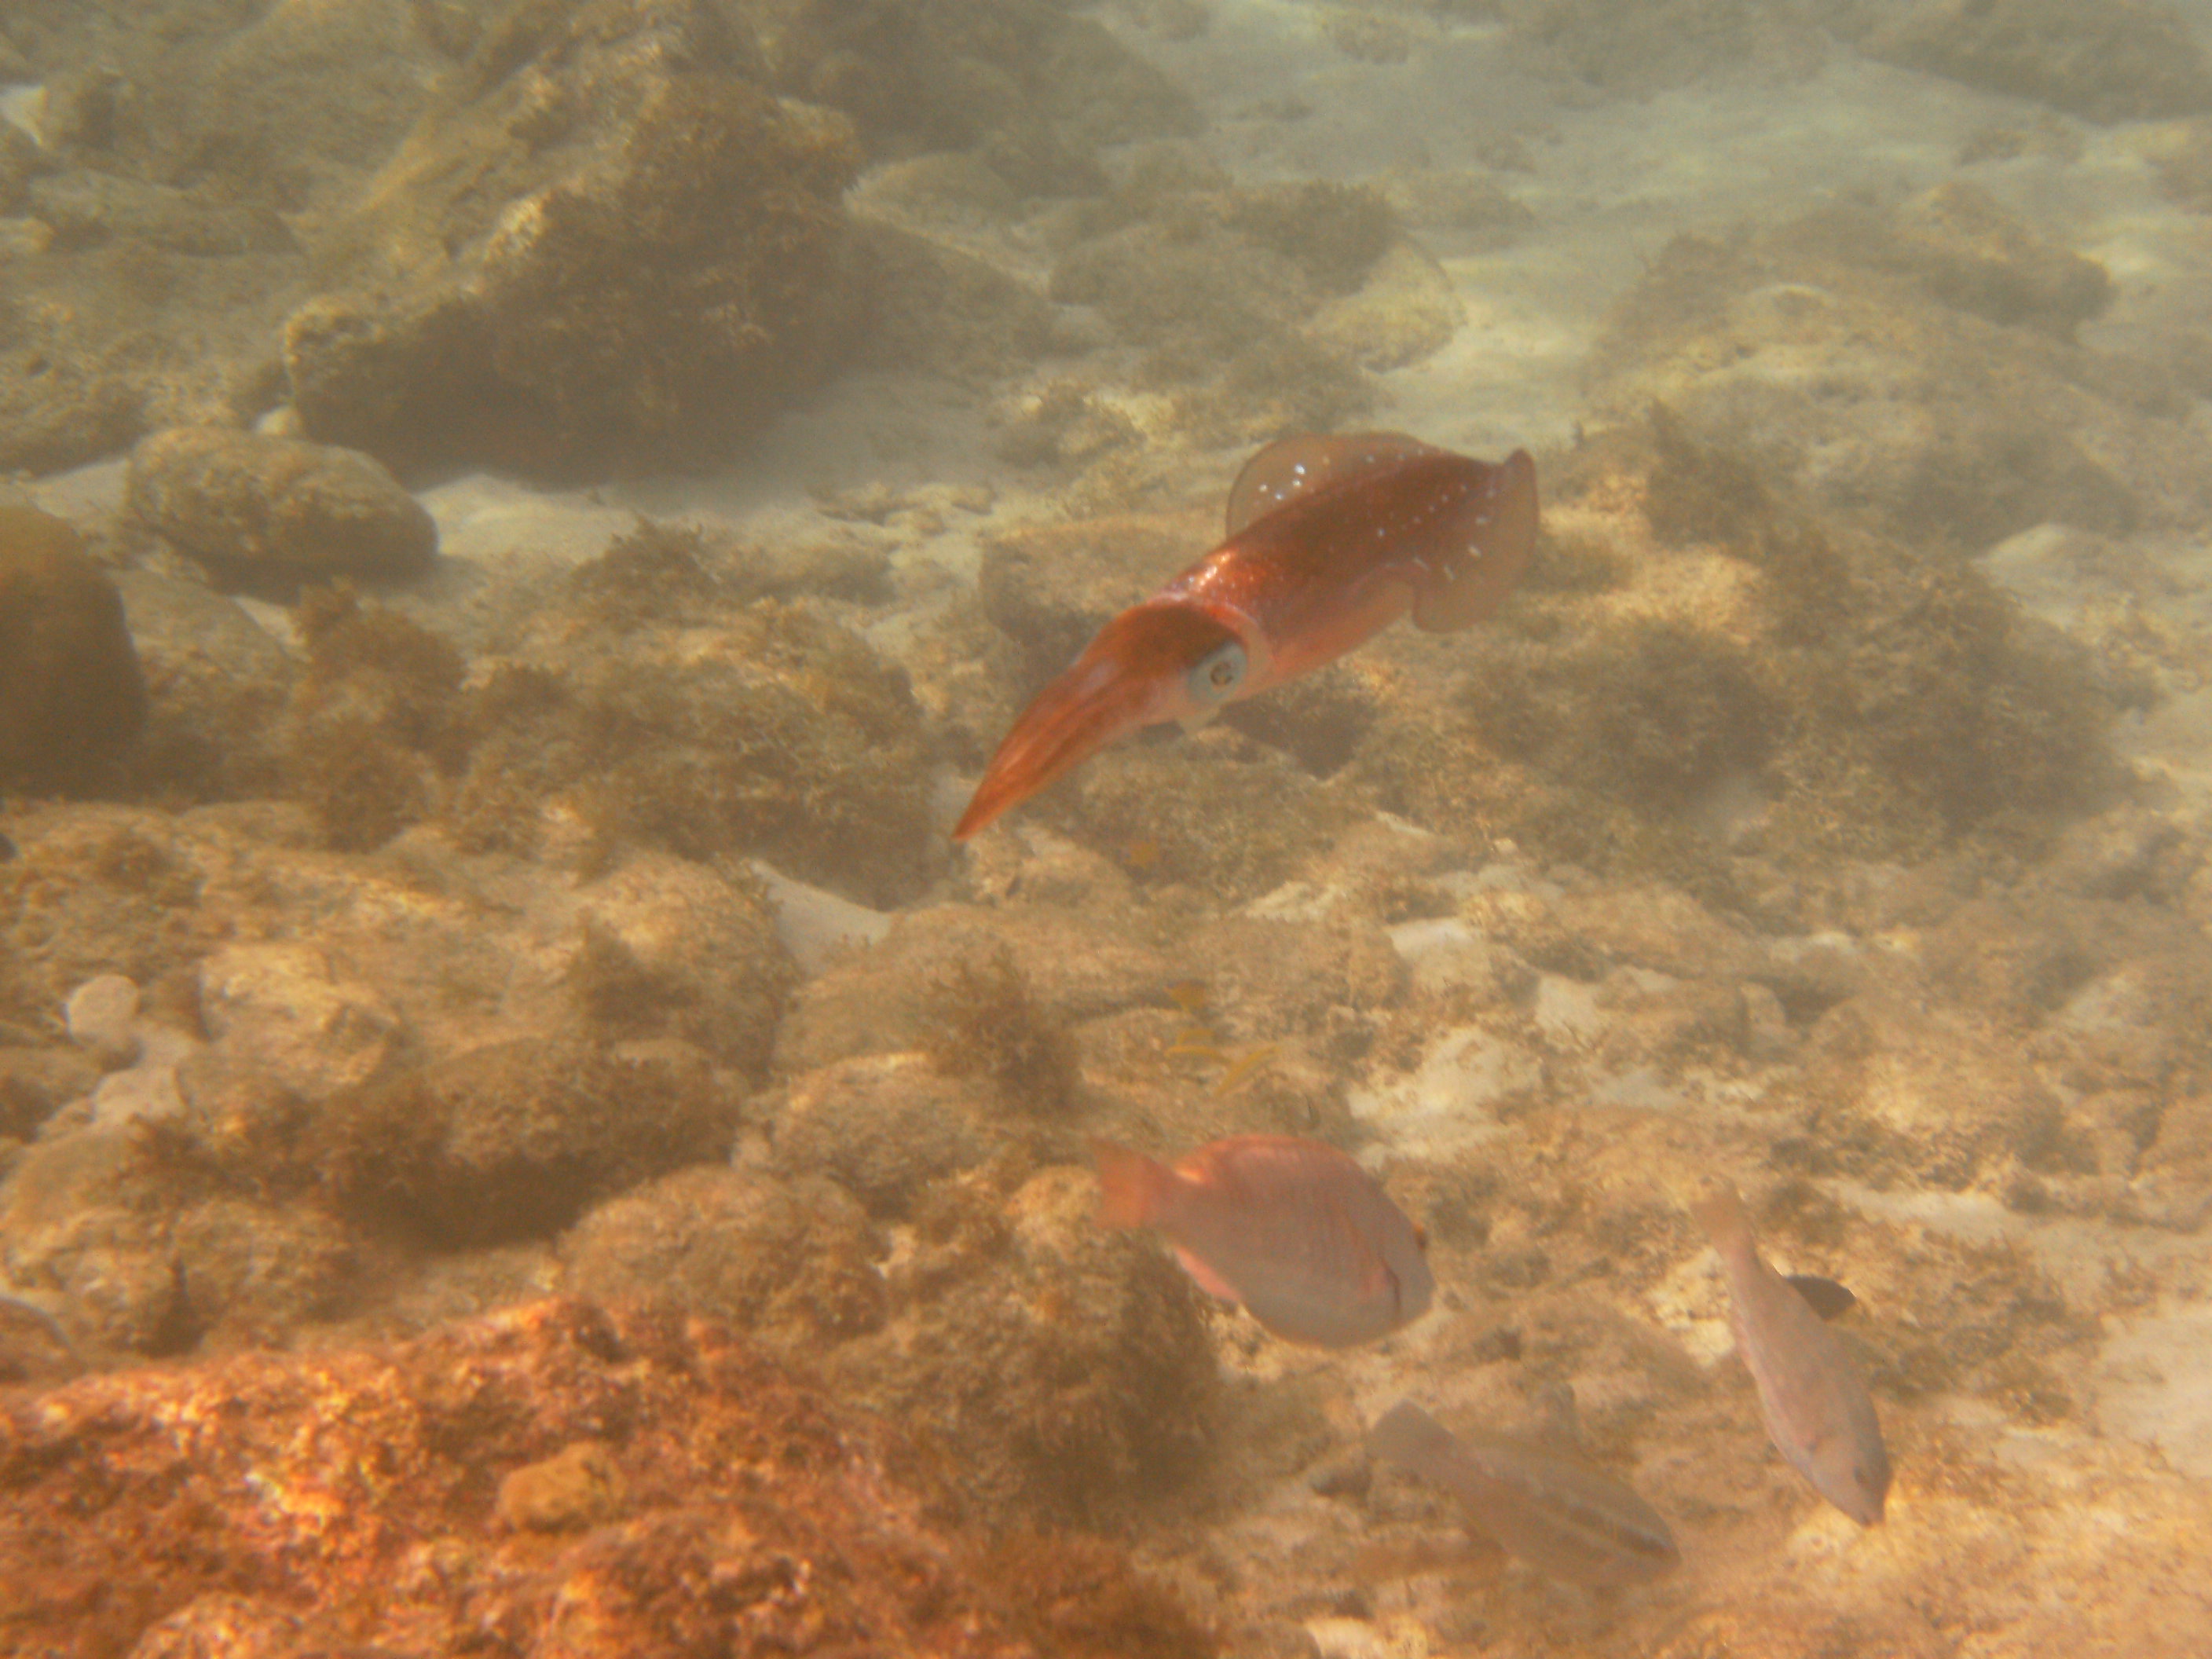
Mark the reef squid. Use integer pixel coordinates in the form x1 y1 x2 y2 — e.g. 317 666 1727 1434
952 430 1539 840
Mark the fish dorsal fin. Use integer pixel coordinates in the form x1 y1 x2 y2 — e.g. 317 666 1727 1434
1225 430 1439 538
1785 1273 1859 1321
1409 448 1540 634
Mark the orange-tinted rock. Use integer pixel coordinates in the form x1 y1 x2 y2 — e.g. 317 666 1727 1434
496 1438 631 1533
0 1297 1214 1658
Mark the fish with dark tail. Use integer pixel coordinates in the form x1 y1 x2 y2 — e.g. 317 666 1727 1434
1692 1184 1892 1525
954 432 1538 838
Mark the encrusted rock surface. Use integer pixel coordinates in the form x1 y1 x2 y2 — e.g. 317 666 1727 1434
125 425 438 593
0 1296 1215 1659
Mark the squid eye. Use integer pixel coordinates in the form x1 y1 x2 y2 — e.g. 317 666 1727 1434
1186 639 1247 705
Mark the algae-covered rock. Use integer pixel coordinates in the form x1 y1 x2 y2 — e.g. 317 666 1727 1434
559 1164 885 1340
1350 416 2124 884
1774 987 2078 1193
1041 176 1438 441
569 852 795 1074
0 802 794 1113
126 425 437 593
1065 733 1371 902
774 1052 1005 1214
773 902 1177 1075
0 808 213 1038
1495 0 1829 96
828 1164 1218 1527
280 584 467 853
0 121 39 218
318 1037 741 1247
0 505 146 793
284 0 862 478
1588 194 2208 548
978 508 1210 690
0 1109 361 1357
197 941 401 1104
0 1044 98 1141
493 1439 630 1534
168 1193 358 1346
449 523 936 904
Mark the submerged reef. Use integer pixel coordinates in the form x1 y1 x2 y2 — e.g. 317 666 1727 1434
8 7 2212 1659
0 1297 1215 1658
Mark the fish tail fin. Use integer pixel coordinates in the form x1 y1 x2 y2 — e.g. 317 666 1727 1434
1090 1138 1174 1229
1687 1183 1754 1253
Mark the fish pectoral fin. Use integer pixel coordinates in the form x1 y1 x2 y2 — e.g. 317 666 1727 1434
1785 1273 1859 1321
1173 1245 1243 1306
1411 449 1540 634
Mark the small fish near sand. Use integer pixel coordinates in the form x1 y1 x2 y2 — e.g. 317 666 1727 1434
954 431 1538 838
1366 1399 1681 1590
1691 1184 1892 1526
1090 1133 1434 1349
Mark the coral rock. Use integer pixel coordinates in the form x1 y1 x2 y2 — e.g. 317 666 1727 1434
126 425 437 593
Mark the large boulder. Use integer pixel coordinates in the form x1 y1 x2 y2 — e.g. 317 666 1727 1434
282 0 862 478
126 426 437 594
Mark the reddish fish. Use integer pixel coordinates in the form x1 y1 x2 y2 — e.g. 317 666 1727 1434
1091 1133 1433 1349
1692 1185 1892 1526
954 432 1538 838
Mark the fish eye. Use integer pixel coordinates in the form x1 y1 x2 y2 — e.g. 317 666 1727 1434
1187 639 1247 704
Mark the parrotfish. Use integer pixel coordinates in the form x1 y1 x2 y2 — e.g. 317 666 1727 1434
1366 1398 1681 1589
1090 1133 1434 1349
954 431 1538 838
1691 1184 1892 1526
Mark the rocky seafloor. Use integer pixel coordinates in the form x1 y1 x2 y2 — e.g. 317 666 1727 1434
6 1 2212 1656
